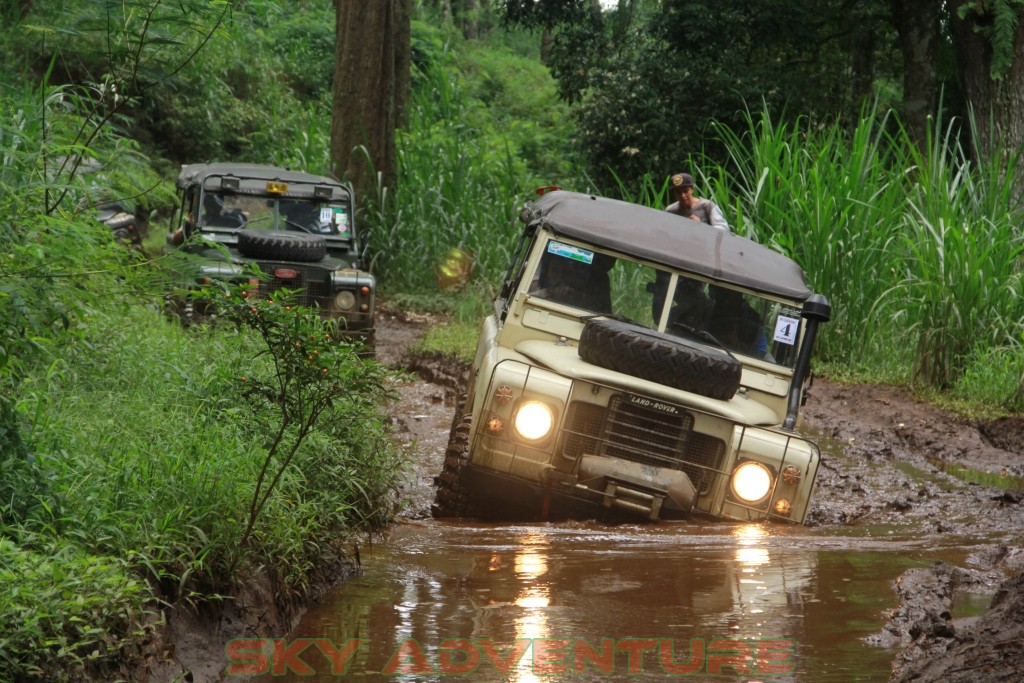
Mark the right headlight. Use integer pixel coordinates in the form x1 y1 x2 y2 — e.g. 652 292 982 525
513 401 554 441
730 461 773 503
334 290 356 310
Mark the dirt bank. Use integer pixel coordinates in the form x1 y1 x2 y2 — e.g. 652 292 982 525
799 379 1024 682
379 310 1024 683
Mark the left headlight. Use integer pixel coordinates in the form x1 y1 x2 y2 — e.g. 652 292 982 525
513 401 554 441
730 461 773 503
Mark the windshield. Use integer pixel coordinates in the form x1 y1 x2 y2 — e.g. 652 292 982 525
199 191 352 237
527 239 804 369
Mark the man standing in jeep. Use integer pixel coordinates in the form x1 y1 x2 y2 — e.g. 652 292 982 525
666 171 731 232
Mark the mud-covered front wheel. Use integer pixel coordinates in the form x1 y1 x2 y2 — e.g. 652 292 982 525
431 394 477 518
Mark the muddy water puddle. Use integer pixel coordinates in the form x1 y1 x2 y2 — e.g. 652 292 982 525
244 520 991 683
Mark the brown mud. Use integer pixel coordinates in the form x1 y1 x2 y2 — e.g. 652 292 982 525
800 380 1024 681
378 309 1024 683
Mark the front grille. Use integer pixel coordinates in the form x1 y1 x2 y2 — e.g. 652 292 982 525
563 395 725 494
258 265 332 309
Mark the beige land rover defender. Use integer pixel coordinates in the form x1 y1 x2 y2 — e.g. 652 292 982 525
433 190 831 524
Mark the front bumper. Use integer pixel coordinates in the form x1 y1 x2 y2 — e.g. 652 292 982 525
462 463 697 522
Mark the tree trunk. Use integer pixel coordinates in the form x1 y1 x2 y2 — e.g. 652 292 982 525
332 0 398 203
951 8 1024 156
540 27 553 64
849 28 877 107
394 0 412 130
887 0 941 147
460 0 479 39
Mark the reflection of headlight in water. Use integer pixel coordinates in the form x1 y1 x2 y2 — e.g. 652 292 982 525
515 550 548 578
733 523 767 543
514 588 549 682
736 547 770 567
515 592 550 608
512 531 550 683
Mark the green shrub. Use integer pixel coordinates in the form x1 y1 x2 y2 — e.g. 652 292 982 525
13 297 403 602
0 536 149 683
369 29 580 295
953 345 1024 412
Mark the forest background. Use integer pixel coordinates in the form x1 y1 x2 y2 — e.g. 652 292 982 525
0 0 1022 680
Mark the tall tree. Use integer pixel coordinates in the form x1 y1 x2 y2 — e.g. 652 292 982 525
395 0 413 129
950 0 1024 152
888 0 942 145
331 0 409 202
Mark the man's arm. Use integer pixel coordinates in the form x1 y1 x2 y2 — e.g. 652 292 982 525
709 203 731 232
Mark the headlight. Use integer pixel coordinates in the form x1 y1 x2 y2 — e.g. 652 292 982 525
513 401 554 441
730 461 773 503
334 291 356 310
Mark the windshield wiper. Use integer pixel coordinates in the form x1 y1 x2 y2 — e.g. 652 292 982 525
670 322 738 361
284 218 314 234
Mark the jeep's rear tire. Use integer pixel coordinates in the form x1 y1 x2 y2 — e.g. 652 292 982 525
236 230 326 262
579 317 741 400
432 395 477 518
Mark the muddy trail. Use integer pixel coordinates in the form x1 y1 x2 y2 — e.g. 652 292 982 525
377 308 1024 682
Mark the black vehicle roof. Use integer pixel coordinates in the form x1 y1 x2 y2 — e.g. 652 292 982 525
526 190 813 301
176 163 350 197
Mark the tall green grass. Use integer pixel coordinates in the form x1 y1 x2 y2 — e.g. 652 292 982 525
610 103 1024 405
708 105 1024 401
891 114 1024 388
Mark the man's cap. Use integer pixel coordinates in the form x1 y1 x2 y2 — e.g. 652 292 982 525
669 172 695 190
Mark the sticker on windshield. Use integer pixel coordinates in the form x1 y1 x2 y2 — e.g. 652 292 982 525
547 241 594 264
325 207 349 232
773 315 800 345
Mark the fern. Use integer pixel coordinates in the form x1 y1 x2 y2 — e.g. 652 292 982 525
990 0 1022 79
958 0 1024 80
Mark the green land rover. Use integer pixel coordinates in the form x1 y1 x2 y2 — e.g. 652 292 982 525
168 162 375 343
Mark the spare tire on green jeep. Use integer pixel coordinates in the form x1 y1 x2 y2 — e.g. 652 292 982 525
579 317 741 400
236 230 326 262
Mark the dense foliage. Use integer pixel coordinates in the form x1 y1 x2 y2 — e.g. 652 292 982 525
366 19 578 294
0 3 403 679
1 0 1023 678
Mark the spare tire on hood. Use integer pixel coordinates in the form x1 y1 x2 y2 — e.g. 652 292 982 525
578 317 741 400
236 230 326 262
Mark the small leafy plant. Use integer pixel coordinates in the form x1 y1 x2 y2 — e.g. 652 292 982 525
209 282 397 556
0 536 148 682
